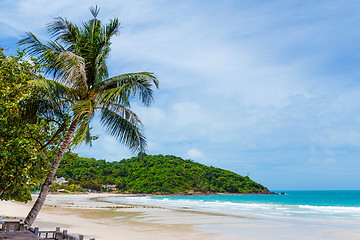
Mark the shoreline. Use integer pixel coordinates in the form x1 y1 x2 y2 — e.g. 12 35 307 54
1 193 360 240
42 190 278 197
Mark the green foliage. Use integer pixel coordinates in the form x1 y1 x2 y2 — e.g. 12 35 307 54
0 48 68 202
56 153 270 194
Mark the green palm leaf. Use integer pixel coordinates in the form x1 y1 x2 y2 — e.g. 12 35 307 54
46 17 79 50
28 79 77 102
70 99 94 147
97 72 159 107
100 108 146 153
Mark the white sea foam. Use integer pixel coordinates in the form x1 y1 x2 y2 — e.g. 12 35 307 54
105 196 360 221
298 205 360 214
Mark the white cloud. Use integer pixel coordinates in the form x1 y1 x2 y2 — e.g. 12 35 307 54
312 130 360 148
186 148 204 160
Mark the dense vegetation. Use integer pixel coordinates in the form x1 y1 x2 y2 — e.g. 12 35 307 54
56 153 270 194
0 48 68 202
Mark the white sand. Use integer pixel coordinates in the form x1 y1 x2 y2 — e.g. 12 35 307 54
1 193 359 240
0 194 220 240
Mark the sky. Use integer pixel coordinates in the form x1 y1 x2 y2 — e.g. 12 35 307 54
1 0 360 190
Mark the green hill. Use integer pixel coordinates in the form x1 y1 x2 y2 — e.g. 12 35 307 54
56 153 271 194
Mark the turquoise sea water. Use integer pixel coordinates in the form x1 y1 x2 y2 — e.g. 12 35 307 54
106 191 360 221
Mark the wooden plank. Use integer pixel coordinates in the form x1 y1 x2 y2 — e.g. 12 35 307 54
0 231 43 239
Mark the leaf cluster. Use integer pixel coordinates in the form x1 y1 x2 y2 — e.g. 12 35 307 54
0 49 69 202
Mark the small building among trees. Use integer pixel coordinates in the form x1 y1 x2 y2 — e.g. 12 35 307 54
101 185 117 191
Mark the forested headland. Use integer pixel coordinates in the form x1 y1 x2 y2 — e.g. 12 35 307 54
55 152 271 194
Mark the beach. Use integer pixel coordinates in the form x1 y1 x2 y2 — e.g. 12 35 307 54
1 193 359 240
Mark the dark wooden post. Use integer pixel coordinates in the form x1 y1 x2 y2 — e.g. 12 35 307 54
62 229 67 239
55 227 61 240
19 221 25 231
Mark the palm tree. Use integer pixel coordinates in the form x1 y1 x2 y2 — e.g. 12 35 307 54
19 6 159 225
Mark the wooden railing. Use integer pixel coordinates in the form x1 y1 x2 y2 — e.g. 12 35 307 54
0 220 95 240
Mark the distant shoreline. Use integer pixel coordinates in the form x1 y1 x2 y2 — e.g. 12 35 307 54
46 190 278 196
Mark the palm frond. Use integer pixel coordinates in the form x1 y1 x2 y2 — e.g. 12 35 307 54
84 125 92 146
70 100 94 147
97 85 130 107
95 57 109 84
96 72 159 107
18 33 73 80
18 32 51 57
21 96 67 123
105 18 120 39
70 99 94 120
45 40 65 53
28 79 77 102
89 6 100 19
46 17 79 50
100 108 146 153
80 14 107 86
18 32 65 57
71 117 90 148
98 103 142 125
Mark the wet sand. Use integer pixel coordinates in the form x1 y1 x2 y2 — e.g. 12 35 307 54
1 193 359 240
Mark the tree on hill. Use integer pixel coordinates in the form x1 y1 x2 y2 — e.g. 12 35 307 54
0 49 68 202
56 153 270 194
19 6 159 225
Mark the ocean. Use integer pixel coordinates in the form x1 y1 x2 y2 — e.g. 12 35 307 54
106 190 360 222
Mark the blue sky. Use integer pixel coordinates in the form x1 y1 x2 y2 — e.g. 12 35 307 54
1 0 360 190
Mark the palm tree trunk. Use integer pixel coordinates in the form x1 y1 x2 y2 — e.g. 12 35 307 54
0 187 3 195
24 119 78 226
0 184 10 197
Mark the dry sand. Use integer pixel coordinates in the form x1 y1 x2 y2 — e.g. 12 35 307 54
0 193 222 240
1 193 359 240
